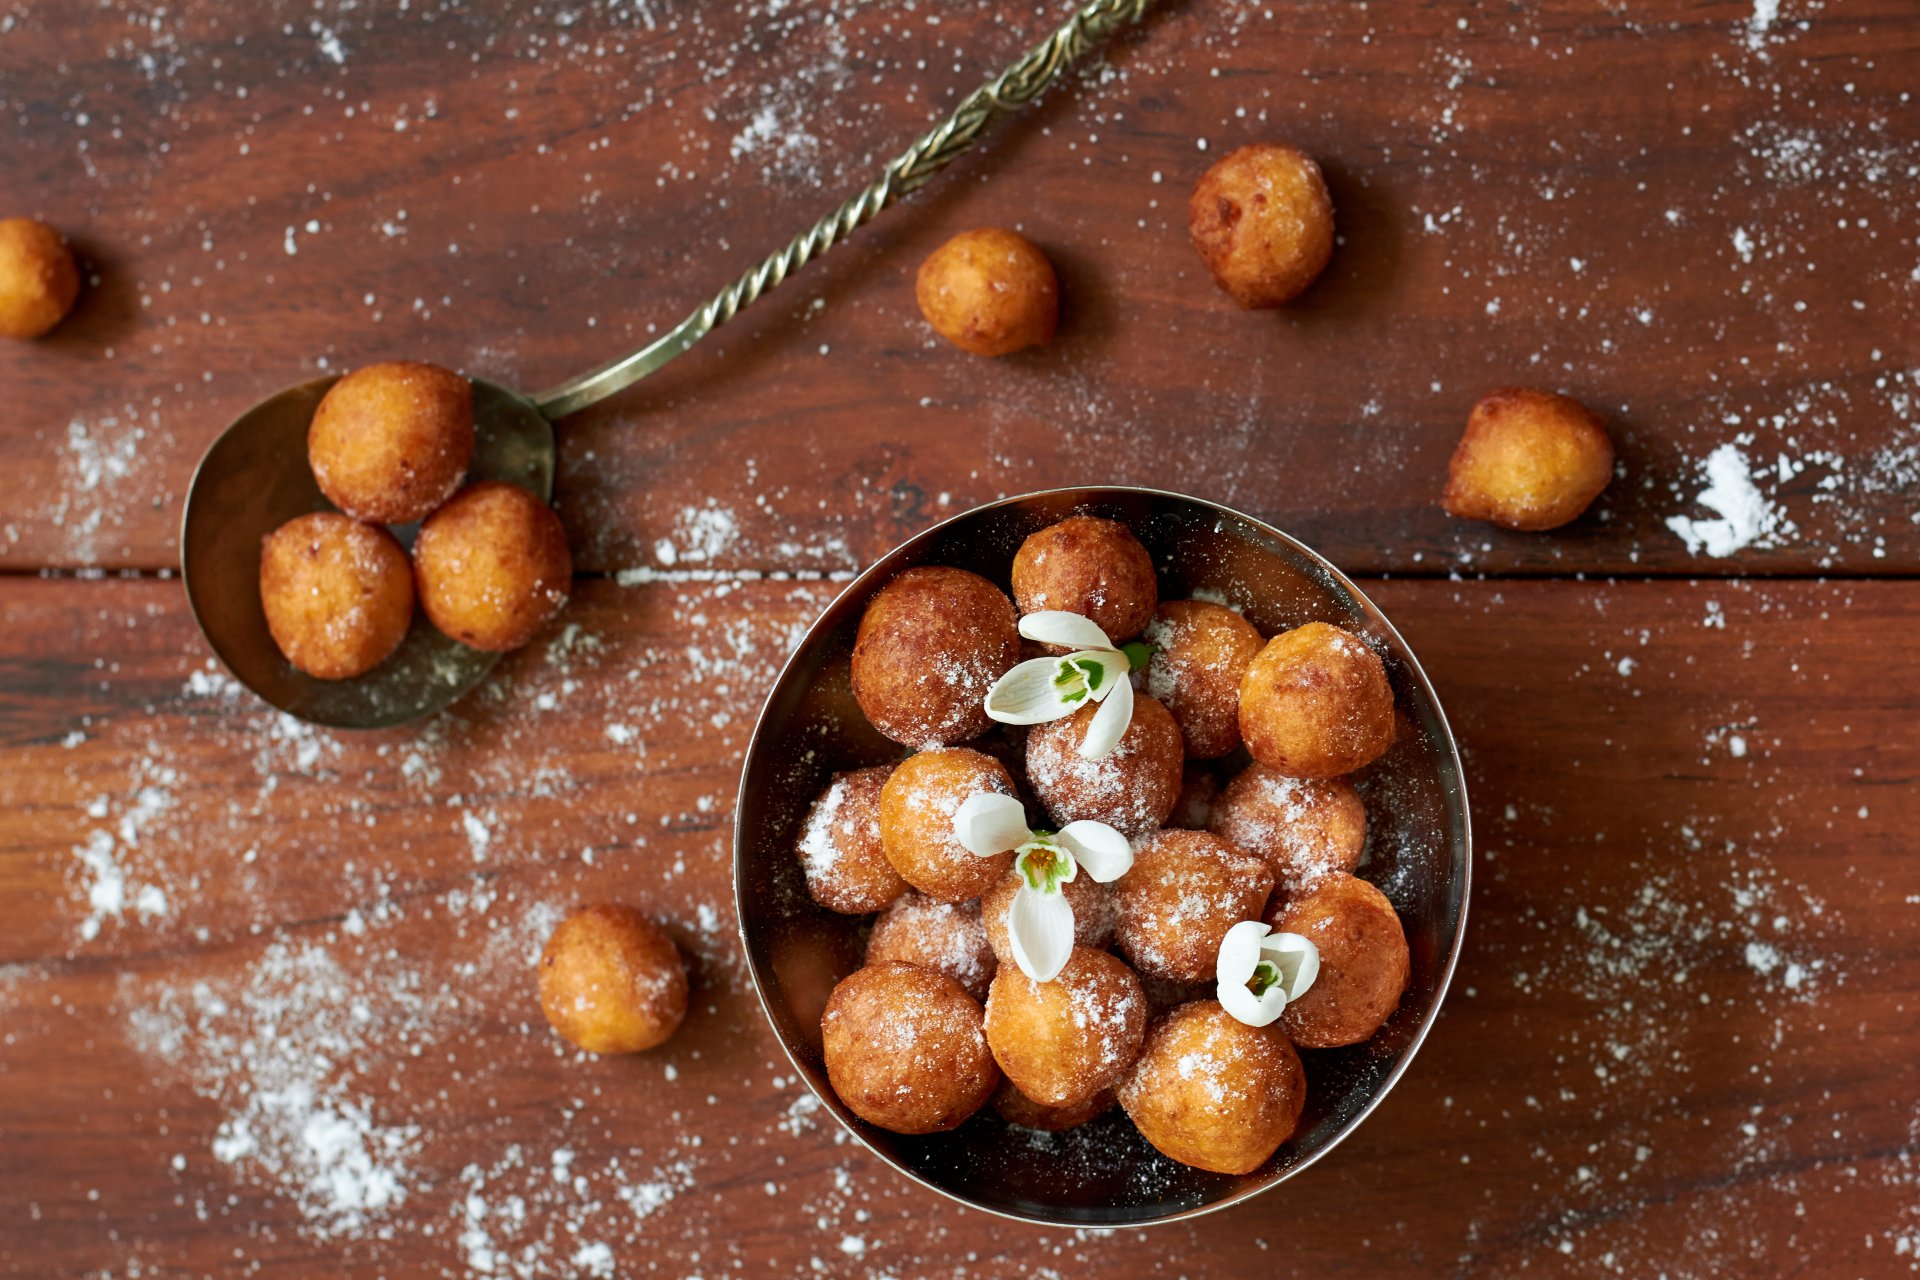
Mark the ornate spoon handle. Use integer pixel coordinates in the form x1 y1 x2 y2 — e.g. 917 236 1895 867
530 0 1151 420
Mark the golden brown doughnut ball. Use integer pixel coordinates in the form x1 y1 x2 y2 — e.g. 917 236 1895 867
1144 600 1265 758
1025 694 1183 837
981 864 1114 962
0 218 80 339
992 1078 1115 1132
1442 387 1615 531
1011 516 1158 643
1112 829 1273 983
538 904 689 1054
821 962 999 1135
258 512 414 680
796 766 908 914
1187 143 1335 309
1239 622 1394 777
865 892 996 1001
1265 872 1409 1049
1119 999 1307 1174
308 361 474 523
413 481 571 652
878 748 1019 902
985 947 1146 1108
915 227 1059 357
851 566 1020 747
1208 764 1366 892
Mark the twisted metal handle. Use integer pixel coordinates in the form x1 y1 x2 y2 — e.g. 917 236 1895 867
530 0 1151 420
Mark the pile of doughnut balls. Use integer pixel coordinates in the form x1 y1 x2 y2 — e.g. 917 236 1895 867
257 361 571 679
797 513 1411 1177
914 141 1616 533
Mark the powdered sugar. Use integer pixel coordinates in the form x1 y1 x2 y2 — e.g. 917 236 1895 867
1666 444 1795 557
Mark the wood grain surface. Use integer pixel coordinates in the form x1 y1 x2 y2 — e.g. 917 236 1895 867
2 0 1918 1277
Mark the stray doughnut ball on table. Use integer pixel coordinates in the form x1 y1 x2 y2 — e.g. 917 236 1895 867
915 227 1059 357
1112 829 1274 984
1208 764 1366 892
1144 599 1265 758
796 766 907 915
1187 142 1335 309
1442 387 1615 531
985 946 1146 1109
821 962 1000 1135
1119 999 1308 1175
0 217 80 339
308 361 475 524
851 566 1020 747
992 1078 1115 1132
865 892 996 1002
1025 694 1184 837
1265 872 1410 1049
413 481 572 652
1011 516 1158 643
981 863 1114 962
1239 622 1395 778
538 904 688 1054
258 512 414 680
878 747 1020 902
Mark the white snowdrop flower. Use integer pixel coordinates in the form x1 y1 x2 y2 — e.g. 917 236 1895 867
982 611 1148 760
1215 921 1319 1027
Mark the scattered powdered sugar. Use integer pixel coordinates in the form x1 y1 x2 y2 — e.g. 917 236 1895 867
1666 443 1795 557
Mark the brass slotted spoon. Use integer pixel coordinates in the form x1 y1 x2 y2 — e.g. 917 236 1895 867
180 0 1152 729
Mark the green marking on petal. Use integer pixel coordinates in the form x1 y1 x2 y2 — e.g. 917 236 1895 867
1015 840 1074 894
1248 960 1282 998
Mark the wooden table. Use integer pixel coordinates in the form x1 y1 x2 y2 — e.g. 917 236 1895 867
2 2 1916 1275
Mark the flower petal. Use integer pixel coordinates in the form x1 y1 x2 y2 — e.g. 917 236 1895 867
1080 648 1133 701
1008 885 1076 983
1216 919 1270 987
984 657 1083 725
1218 977 1289 1027
953 792 1032 857
1077 668 1134 760
1259 930 1321 1001
1018 610 1115 652
1055 821 1133 882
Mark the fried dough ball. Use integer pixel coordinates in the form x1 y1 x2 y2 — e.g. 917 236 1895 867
1026 694 1183 836
0 218 80 339
258 512 414 680
1144 600 1265 758
992 1078 1115 1132
915 227 1058 357
538 904 688 1054
985 947 1146 1108
879 748 1019 902
1011 516 1158 643
982 865 1114 962
1442 387 1615 531
797 766 907 914
413 481 571 652
1239 622 1394 777
1172 765 1221 830
1208 764 1366 892
308 361 474 523
866 892 996 1001
1187 143 1335 309
852 566 1020 747
1265 872 1409 1049
1119 999 1307 1175
1112 830 1274 983
821 962 999 1135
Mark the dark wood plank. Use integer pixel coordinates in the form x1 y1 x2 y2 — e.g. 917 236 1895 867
2 2 1917 575
0 575 1912 1277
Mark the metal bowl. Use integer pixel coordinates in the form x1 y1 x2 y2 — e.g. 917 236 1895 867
733 487 1470 1226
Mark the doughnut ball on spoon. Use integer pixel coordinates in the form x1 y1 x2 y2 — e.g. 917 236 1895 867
1143 599 1265 758
1112 829 1273 983
821 962 999 1135
1026 694 1183 837
258 512 414 680
1208 763 1366 893
1011 516 1158 643
878 747 1019 902
537 904 688 1054
865 892 996 1001
1119 999 1307 1174
0 218 80 339
851 566 1020 747
1264 872 1409 1049
984 946 1146 1108
308 360 474 523
915 227 1058 357
1238 622 1394 777
413 481 571 652
796 765 907 914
